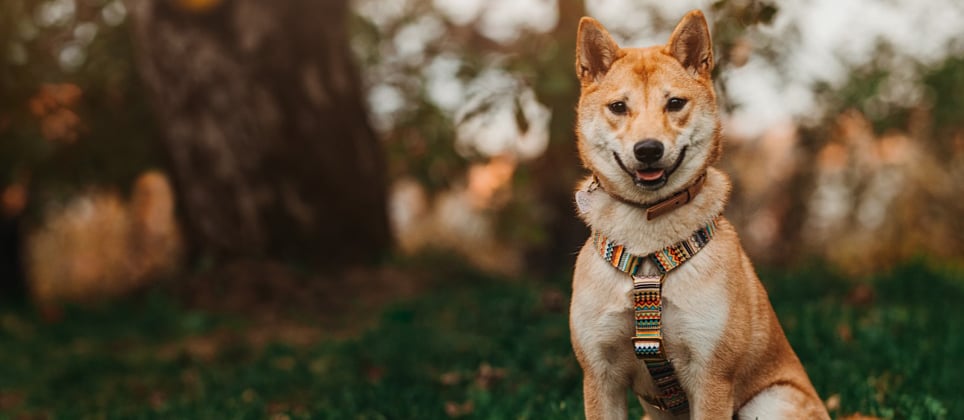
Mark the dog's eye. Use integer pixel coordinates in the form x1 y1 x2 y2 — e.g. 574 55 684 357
666 97 688 112
607 101 627 115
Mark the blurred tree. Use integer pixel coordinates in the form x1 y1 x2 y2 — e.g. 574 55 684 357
0 214 26 302
127 0 391 266
0 0 163 300
526 0 589 272
351 0 592 274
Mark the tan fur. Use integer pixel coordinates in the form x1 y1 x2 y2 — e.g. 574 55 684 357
570 11 828 419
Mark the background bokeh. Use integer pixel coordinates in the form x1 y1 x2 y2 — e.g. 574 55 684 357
0 0 962 418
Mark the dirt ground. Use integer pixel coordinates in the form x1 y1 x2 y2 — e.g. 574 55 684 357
164 260 435 344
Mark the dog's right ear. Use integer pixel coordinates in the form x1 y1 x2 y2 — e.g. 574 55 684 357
576 17 619 84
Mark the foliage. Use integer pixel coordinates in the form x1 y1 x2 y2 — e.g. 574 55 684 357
922 56 964 153
815 52 964 147
0 260 960 418
0 0 161 211
2 0 962 272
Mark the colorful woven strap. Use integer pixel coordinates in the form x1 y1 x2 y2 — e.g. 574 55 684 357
593 217 718 275
592 216 719 415
631 274 689 415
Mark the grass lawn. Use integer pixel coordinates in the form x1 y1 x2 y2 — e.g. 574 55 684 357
0 259 961 419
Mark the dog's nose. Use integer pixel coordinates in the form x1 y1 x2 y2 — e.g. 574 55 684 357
633 140 664 164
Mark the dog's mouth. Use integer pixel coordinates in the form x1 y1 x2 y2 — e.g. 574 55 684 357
613 146 687 189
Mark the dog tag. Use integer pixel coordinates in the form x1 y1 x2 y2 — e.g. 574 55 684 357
575 189 592 214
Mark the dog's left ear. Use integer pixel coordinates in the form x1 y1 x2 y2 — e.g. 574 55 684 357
666 10 714 79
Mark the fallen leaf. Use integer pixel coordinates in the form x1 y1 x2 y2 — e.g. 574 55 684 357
541 289 566 313
475 362 506 390
836 324 853 342
825 393 841 411
439 371 461 386
365 365 384 383
846 283 875 306
444 400 474 418
840 414 882 420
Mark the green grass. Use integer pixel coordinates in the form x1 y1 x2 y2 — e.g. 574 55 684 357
0 259 961 419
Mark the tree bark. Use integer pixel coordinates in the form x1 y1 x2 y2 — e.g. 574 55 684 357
127 0 390 266
528 0 589 274
0 214 25 302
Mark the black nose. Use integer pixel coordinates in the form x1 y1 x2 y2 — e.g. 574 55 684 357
633 139 664 164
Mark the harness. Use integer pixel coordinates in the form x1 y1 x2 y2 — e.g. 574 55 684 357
580 174 718 415
593 218 718 414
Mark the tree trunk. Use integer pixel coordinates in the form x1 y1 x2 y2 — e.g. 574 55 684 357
529 0 588 274
127 0 390 266
0 214 25 302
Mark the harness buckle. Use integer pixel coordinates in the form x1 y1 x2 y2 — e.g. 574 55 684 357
632 337 664 361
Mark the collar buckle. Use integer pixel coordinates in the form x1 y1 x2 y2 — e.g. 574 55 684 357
645 173 705 220
588 173 706 219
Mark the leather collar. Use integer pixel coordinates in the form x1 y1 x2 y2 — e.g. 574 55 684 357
593 173 706 220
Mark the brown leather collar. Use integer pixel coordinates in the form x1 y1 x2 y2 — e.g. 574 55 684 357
593 173 706 220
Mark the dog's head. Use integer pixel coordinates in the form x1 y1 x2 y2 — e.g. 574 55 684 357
575 10 722 202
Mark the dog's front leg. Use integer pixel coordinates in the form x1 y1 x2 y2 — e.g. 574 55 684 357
582 373 628 420
689 379 734 420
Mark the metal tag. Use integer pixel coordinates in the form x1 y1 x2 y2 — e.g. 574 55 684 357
575 189 592 214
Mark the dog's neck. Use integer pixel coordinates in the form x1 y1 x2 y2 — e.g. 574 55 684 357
577 168 730 255
591 173 706 220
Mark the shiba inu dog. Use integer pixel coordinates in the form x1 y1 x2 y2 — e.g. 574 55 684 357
569 10 829 419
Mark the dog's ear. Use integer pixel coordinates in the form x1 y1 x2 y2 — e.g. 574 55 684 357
576 17 619 84
666 10 714 79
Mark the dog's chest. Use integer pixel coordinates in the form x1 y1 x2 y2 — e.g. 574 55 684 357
571 241 730 394
660 259 731 373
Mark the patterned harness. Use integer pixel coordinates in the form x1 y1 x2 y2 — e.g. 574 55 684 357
592 216 719 415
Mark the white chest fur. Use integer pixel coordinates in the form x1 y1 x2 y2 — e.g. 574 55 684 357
570 168 735 417
570 233 731 413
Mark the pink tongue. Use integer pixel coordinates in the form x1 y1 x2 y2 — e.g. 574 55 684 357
636 169 665 181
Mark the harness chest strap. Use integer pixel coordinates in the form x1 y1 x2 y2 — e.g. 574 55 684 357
593 216 720 415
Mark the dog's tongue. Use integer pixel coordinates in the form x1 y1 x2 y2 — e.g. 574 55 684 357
636 169 665 181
